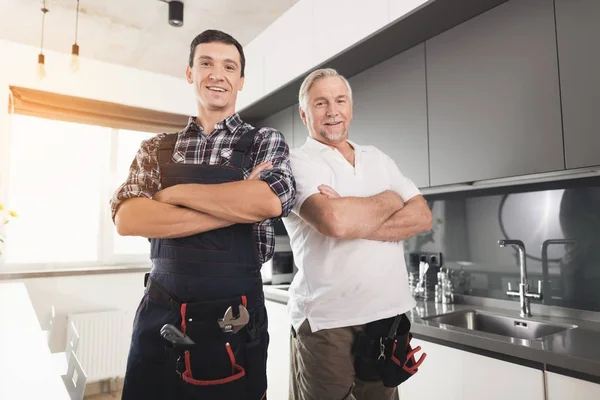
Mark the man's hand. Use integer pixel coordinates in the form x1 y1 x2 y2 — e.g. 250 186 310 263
318 185 405 212
365 195 432 242
299 189 405 239
318 184 341 199
247 162 273 180
153 186 175 205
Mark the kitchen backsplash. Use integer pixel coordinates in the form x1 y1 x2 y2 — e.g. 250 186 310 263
404 177 600 313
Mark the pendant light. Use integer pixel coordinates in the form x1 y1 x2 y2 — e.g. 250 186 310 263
71 0 80 72
37 0 49 80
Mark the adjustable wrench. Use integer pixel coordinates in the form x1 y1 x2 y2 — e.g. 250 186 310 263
218 305 250 333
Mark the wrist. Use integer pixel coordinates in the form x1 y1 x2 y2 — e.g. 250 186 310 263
163 184 187 205
384 190 404 210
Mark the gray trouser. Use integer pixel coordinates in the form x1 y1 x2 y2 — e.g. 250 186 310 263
290 320 399 400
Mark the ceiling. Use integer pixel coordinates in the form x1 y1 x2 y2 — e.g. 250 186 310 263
0 0 298 78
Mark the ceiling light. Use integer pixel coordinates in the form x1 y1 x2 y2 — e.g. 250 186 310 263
168 1 184 27
71 0 80 72
37 0 49 80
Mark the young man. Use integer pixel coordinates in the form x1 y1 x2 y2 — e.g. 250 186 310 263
111 30 295 400
283 68 432 400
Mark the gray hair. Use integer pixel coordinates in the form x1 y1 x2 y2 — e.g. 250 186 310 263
298 68 353 111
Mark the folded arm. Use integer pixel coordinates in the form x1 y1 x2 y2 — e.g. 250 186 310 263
155 179 282 224
365 195 433 242
299 189 404 239
153 129 296 224
110 134 232 239
114 197 232 238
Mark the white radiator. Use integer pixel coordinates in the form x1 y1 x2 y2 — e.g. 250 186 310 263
68 310 134 382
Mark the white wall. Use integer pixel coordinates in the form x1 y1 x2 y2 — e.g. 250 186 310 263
236 0 433 110
0 38 195 352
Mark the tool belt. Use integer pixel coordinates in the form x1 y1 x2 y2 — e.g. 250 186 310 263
145 274 267 399
353 314 426 387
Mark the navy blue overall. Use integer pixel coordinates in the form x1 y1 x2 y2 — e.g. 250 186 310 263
122 128 269 400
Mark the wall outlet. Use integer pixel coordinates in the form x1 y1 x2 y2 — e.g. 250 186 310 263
418 252 443 269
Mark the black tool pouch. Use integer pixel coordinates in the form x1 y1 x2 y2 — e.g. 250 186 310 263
353 314 426 387
164 302 250 400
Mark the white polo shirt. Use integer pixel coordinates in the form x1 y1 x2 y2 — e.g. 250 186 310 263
283 136 420 333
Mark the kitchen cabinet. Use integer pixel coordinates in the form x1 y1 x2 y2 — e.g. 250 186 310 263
259 106 295 149
312 0 388 66
349 43 430 188
292 104 306 150
265 300 290 400
263 0 316 94
399 338 463 400
399 338 545 400
555 0 600 169
426 0 564 186
546 371 600 400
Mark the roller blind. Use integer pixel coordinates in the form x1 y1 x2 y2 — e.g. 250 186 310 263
8 86 189 133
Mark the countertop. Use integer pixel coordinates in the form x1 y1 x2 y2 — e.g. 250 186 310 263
263 285 600 382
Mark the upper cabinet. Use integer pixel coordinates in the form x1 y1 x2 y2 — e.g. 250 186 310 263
349 44 430 188
259 106 295 148
555 0 600 169
312 0 388 66
292 104 306 150
426 0 564 186
257 104 306 151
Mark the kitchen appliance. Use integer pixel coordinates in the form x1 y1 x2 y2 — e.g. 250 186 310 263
271 251 296 285
261 222 298 284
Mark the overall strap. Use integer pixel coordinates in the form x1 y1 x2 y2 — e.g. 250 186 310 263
158 133 178 167
230 128 260 169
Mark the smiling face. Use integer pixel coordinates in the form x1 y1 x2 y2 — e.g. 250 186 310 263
185 41 245 115
300 76 353 145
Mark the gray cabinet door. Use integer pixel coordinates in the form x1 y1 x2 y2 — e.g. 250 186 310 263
292 103 307 150
260 106 294 148
426 0 564 186
555 0 600 169
349 43 429 188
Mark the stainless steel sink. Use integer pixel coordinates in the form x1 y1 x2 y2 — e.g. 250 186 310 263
422 309 576 340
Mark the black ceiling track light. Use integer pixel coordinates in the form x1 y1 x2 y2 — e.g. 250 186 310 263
168 0 184 27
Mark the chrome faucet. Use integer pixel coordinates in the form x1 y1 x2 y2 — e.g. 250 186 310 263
498 239 543 317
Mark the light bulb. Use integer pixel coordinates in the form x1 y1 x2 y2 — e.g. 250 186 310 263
71 54 79 72
37 53 46 80
71 43 79 72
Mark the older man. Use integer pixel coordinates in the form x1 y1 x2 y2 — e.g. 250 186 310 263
283 68 432 400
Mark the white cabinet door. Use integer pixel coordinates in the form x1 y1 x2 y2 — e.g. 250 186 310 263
546 371 600 400
400 338 545 400
265 300 291 400
461 351 544 400
399 338 464 400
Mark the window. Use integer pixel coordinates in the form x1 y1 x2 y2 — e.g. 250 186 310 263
112 130 155 257
2 115 155 269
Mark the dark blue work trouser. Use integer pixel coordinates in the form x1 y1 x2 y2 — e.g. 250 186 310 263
122 270 269 400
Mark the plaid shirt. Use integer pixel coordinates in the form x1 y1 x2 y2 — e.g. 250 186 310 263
110 114 296 263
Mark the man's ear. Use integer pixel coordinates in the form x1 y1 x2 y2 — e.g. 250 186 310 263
299 107 307 126
238 76 245 91
185 65 193 84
